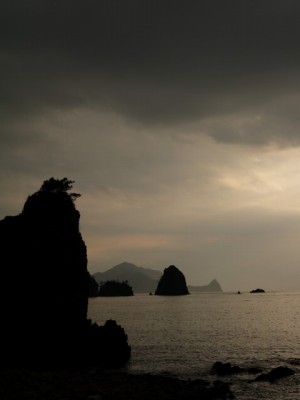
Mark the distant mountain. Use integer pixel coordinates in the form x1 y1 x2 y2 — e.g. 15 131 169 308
93 262 162 293
188 279 223 293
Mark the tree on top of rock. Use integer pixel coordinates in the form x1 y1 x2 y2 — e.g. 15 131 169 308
40 177 81 201
22 177 81 224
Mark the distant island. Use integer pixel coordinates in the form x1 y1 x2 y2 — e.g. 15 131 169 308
188 279 223 293
93 262 223 295
93 262 162 293
155 265 189 296
250 288 265 293
98 280 134 297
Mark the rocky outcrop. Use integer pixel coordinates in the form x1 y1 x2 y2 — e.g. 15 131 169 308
87 319 131 367
98 280 134 296
155 265 189 296
211 362 243 375
0 178 130 367
0 187 87 364
254 366 295 383
250 288 265 293
188 279 223 293
211 361 262 376
211 361 295 383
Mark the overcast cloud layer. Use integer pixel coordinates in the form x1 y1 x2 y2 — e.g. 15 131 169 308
1 1 300 290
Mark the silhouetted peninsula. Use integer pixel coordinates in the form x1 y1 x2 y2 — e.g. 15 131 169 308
98 280 134 296
155 265 189 295
0 178 130 367
188 279 223 293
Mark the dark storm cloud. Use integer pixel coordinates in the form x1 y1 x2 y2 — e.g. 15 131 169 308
1 0 300 144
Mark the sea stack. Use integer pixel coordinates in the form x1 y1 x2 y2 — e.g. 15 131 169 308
155 265 189 295
0 178 131 367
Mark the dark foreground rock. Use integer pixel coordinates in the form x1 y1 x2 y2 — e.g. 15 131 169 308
0 369 235 400
254 366 295 383
0 178 130 368
88 273 100 297
88 319 131 367
155 265 189 295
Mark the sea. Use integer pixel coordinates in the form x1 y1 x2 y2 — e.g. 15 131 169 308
88 291 300 399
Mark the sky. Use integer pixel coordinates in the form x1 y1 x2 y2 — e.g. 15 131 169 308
1 1 300 291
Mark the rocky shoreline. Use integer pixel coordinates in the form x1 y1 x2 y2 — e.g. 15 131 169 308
0 360 297 400
0 368 234 400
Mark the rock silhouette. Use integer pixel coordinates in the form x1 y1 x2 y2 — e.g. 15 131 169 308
250 288 265 293
98 280 134 296
211 361 262 376
254 366 295 383
0 178 130 367
211 362 243 375
155 265 189 295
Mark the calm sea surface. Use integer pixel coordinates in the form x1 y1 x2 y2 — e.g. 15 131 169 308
88 292 300 399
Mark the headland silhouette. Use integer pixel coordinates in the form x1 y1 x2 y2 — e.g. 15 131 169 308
0 178 130 368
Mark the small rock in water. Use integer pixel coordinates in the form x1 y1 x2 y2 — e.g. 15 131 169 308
211 361 243 375
254 366 295 383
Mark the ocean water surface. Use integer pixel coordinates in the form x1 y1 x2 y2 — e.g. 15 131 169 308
88 292 300 399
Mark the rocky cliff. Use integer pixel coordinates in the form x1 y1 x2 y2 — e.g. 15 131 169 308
0 178 130 367
155 265 189 295
88 272 99 297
